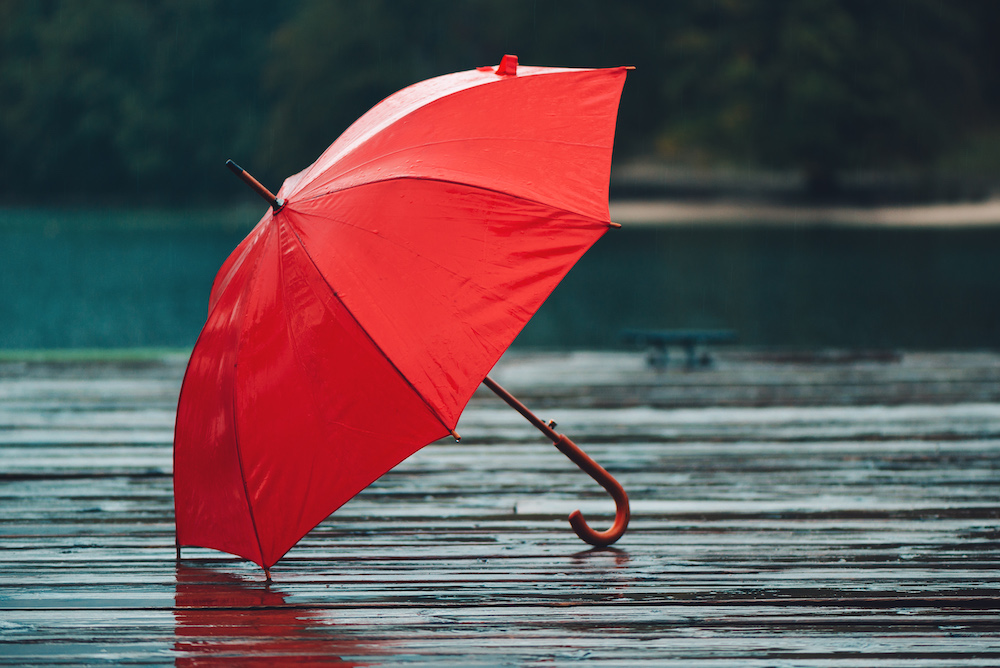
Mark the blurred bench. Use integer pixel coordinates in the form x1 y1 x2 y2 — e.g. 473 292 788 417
621 328 737 369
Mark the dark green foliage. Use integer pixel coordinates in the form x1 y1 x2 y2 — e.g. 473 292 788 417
0 0 279 202
262 0 661 178
657 0 981 192
0 1 996 203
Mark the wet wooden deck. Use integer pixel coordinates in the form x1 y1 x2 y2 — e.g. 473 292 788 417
2 350 999 666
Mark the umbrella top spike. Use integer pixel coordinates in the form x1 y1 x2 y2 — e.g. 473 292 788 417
496 54 518 76
226 160 285 212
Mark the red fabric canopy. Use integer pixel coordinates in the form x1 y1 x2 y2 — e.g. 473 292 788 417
174 58 628 570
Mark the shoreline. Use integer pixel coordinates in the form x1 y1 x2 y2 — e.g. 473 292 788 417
3 199 999 230
610 197 1000 227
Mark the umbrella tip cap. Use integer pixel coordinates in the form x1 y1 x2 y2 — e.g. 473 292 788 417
496 54 518 76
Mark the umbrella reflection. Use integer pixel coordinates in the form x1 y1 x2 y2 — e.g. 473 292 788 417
173 565 369 666
570 547 633 601
571 545 631 568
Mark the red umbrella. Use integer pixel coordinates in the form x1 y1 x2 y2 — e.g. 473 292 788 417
174 55 630 577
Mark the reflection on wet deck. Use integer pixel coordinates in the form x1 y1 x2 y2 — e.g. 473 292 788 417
1 351 999 665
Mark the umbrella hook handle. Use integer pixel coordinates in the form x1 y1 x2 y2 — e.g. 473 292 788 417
482 376 629 547
552 432 630 546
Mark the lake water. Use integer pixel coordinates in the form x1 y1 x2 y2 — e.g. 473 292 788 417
2 208 998 350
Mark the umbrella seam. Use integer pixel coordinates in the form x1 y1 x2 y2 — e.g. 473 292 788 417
295 135 612 208
274 220 322 545
284 182 607 309
281 216 457 437
295 175 614 227
229 223 273 569
278 203 536 330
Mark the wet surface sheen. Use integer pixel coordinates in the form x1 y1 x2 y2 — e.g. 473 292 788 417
1 352 998 666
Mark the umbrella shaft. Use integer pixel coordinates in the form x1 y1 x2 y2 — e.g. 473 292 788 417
482 374 630 547
481 376 557 441
226 160 284 212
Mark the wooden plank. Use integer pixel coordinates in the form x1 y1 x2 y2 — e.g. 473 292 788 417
1 352 998 666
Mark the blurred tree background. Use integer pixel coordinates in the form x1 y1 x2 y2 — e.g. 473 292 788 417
2 0 999 204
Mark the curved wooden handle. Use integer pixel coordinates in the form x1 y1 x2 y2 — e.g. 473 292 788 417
554 434 630 546
481 376 630 547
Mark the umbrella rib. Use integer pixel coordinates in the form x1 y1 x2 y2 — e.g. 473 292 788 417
228 227 272 571
283 177 608 357
299 136 610 197
281 218 457 437
231 387 269 569
279 177 612 426
297 175 614 227
273 222 334 539
280 202 537 325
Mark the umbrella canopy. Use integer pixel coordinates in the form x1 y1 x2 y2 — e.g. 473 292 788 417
174 56 629 572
